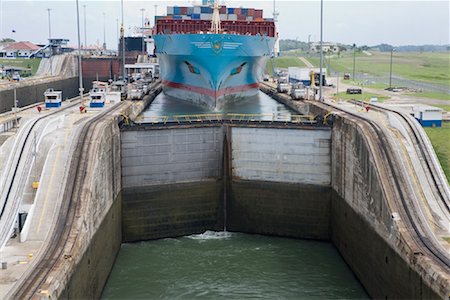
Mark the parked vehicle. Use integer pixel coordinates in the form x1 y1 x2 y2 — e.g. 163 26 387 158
346 88 362 94
12 72 21 81
277 76 289 93
290 83 307 100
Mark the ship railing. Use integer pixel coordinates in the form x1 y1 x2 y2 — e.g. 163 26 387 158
290 114 317 125
226 113 274 122
135 113 318 125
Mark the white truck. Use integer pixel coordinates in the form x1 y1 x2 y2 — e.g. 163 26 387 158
277 76 290 93
290 83 307 100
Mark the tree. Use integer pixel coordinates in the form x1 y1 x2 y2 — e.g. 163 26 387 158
0 38 15 43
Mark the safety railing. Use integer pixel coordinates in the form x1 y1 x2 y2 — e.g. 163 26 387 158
134 113 320 125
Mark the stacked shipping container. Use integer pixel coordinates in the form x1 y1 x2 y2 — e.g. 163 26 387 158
163 5 265 22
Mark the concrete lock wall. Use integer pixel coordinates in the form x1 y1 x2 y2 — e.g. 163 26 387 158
0 77 79 114
60 119 123 299
121 126 224 188
330 116 440 299
231 127 331 185
121 125 332 242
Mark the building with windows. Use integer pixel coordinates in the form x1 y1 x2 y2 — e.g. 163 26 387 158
309 42 339 54
1 41 40 58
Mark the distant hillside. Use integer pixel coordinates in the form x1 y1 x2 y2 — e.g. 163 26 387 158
279 39 450 53
279 39 309 51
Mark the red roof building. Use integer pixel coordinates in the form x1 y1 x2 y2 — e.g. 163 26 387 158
2 41 40 58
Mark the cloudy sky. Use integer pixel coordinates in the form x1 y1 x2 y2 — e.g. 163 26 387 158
0 0 448 49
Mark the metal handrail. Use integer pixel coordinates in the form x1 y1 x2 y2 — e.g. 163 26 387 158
134 113 319 125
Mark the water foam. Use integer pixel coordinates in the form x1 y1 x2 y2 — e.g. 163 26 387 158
186 230 233 240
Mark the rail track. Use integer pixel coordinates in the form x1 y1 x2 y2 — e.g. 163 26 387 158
8 100 125 299
0 96 84 249
317 99 450 271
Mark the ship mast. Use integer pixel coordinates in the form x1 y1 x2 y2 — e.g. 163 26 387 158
210 1 221 34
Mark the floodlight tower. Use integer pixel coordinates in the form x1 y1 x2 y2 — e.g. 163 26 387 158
273 0 280 57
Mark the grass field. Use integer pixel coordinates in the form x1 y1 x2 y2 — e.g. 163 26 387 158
333 91 389 102
432 104 450 112
406 91 450 101
0 58 41 76
424 122 450 183
308 51 450 87
266 57 307 75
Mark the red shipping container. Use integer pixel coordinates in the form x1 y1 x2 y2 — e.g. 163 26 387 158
238 14 246 20
180 7 188 15
254 10 263 18
234 8 241 14
220 6 226 14
248 8 254 16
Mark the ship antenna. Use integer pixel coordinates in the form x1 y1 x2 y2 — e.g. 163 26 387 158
211 1 221 34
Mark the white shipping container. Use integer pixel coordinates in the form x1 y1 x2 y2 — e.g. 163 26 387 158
228 14 238 20
246 16 253 21
193 6 201 14
182 15 191 19
200 13 212 20
220 14 227 21
167 6 174 15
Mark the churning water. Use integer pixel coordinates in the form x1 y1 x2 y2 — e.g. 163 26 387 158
102 231 367 299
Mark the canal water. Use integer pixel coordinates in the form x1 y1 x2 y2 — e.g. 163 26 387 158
137 91 296 122
102 231 368 299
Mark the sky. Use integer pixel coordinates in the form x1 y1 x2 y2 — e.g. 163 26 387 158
0 0 449 50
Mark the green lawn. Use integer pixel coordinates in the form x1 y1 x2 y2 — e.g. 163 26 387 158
333 91 389 102
266 57 307 75
312 51 450 87
432 104 450 112
0 58 41 76
406 91 450 101
424 122 450 183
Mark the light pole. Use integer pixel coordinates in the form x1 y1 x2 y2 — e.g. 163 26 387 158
121 0 126 81
352 43 356 81
116 18 119 50
154 4 158 17
47 8 53 75
83 4 87 49
47 8 52 39
389 48 394 89
140 8 145 59
76 0 84 104
318 0 323 101
103 12 106 50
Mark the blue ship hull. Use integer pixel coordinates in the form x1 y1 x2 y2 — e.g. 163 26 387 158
154 33 276 110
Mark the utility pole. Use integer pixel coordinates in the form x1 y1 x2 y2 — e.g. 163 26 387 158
121 0 126 81
389 48 394 89
13 87 18 127
47 8 53 76
352 43 356 81
154 4 158 17
76 0 84 104
318 0 323 101
140 8 145 59
103 12 107 50
116 18 119 50
83 4 87 48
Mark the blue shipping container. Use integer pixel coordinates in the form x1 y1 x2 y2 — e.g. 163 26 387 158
174 6 180 14
201 6 212 13
173 15 182 19
241 8 248 15
192 14 201 19
227 8 234 14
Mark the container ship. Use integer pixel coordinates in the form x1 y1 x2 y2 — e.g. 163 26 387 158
153 0 277 110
